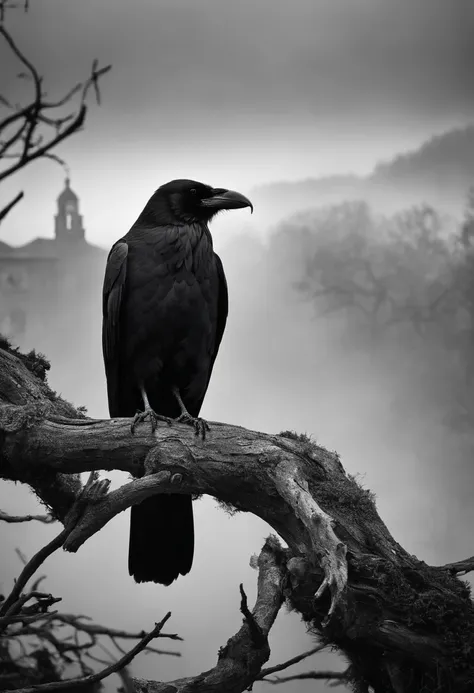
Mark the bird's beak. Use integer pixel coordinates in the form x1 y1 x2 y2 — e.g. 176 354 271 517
200 188 253 214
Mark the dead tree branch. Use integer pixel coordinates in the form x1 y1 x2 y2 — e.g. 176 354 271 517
263 668 350 685
0 190 24 222
48 614 183 643
0 550 181 691
0 23 110 223
0 472 108 619
5 613 173 693
0 510 54 523
441 556 474 576
256 644 326 680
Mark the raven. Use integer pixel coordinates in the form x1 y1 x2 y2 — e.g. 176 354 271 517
102 179 253 585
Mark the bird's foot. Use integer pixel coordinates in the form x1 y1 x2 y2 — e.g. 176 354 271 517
175 413 210 439
131 409 172 434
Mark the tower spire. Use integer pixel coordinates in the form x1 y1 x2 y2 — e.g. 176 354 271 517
54 178 85 243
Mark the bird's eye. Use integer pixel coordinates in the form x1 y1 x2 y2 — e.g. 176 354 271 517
190 188 197 195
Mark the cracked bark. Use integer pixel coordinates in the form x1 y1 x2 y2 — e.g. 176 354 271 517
1 344 474 693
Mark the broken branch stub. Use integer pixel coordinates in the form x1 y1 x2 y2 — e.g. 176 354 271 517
274 461 348 623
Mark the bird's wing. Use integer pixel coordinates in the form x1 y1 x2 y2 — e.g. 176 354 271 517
188 251 228 419
210 252 228 371
102 240 128 417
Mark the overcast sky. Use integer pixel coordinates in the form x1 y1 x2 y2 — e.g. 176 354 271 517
1 0 473 246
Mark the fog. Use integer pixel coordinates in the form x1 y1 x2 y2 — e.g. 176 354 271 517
1 1 474 691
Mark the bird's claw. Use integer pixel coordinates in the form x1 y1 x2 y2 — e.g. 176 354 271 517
131 409 172 434
176 413 210 439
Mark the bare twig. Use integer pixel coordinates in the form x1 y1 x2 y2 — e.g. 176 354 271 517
0 190 24 221
0 25 39 88
15 547 28 565
257 644 326 680
0 474 104 618
50 613 183 642
0 510 54 524
5 612 173 693
86 650 135 693
0 0 29 26
0 527 71 617
0 590 61 627
239 583 266 648
0 119 28 156
441 556 474 576
2 610 58 626
0 105 87 182
0 22 110 222
263 667 350 685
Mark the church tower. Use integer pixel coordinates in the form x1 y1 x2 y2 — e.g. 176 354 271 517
54 178 85 244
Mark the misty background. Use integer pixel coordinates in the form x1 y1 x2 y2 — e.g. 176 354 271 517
1 1 474 690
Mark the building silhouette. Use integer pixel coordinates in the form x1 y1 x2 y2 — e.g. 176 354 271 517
0 179 106 352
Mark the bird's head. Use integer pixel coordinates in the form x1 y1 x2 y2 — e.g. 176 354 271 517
137 179 253 226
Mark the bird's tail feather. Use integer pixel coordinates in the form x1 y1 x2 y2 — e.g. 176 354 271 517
128 493 194 585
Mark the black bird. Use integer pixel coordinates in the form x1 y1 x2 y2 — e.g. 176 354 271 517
102 179 253 585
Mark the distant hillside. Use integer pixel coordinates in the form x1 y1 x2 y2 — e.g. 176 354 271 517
372 124 474 188
251 123 474 226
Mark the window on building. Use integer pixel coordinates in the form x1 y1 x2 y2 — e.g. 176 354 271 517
65 201 76 231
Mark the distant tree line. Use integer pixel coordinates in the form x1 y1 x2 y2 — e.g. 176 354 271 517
270 189 474 430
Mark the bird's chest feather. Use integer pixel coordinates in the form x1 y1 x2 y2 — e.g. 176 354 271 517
124 224 219 351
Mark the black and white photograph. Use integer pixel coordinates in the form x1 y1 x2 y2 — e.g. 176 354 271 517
1 1 474 691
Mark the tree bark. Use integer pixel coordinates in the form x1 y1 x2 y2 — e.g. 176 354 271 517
1 342 473 693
